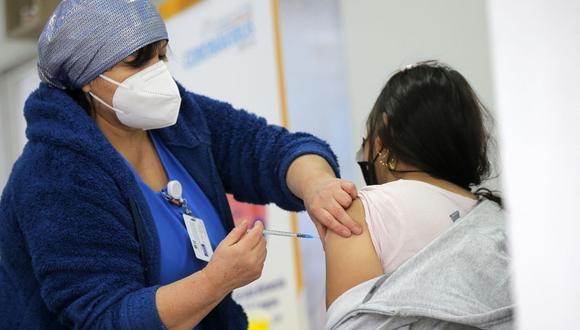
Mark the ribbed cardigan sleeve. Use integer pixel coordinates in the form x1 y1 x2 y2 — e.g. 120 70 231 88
191 93 340 211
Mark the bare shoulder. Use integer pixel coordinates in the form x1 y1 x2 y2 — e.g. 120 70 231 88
325 198 384 308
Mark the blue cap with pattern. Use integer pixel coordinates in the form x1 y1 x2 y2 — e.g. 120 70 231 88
37 0 168 90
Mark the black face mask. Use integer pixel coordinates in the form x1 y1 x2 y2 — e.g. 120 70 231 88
356 146 380 186
357 161 375 185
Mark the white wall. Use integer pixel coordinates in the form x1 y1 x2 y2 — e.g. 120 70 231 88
0 61 37 190
0 0 37 73
340 0 499 189
0 0 37 190
488 1 580 328
279 0 354 329
0 0 36 192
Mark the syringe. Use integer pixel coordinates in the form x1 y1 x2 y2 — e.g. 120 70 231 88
262 229 318 239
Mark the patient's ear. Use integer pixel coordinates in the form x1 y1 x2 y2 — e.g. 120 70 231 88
374 136 382 152
374 113 389 151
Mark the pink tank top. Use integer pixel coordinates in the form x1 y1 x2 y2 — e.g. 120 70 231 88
358 179 477 274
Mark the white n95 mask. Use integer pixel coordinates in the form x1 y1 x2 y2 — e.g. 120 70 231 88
89 61 181 130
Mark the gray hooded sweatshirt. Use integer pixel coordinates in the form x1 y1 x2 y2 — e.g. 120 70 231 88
326 200 514 330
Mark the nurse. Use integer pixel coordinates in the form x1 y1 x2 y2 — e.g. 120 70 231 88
0 1 359 329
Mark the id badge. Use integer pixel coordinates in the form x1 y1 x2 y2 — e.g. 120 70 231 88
183 214 214 262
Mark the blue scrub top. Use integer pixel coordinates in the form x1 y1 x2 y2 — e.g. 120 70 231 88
129 132 227 329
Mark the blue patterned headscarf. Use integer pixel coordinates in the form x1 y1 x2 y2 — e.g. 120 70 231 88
37 0 168 90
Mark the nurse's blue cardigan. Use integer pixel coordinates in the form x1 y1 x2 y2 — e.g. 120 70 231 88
0 82 339 329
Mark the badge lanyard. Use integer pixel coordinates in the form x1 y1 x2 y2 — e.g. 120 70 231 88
162 180 214 262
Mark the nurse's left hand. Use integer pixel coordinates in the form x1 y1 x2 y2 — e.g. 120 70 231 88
303 177 361 242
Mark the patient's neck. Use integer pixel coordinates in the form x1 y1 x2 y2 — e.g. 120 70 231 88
384 164 476 200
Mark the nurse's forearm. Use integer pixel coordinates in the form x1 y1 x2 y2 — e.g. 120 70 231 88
156 268 227 330
286 154 336 200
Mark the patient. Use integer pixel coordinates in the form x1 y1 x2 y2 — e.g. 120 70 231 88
325 60 501 307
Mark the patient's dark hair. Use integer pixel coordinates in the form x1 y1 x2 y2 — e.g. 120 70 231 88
366 60 501 206
67 39 168 116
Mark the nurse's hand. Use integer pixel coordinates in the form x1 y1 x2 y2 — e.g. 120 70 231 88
303 177 361 242
286 154 360 241
156 221 266 329
203 221 267 293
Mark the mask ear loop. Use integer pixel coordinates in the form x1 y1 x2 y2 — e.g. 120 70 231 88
98 74 128 89
88 91 127 115
381 151 427 175
87 74 129 115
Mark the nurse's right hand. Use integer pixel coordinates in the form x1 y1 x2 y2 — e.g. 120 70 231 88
156 221 266 329
203 220 267 293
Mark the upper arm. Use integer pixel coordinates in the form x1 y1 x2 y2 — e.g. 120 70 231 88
325 198 384 308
